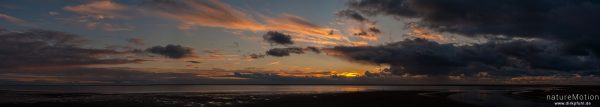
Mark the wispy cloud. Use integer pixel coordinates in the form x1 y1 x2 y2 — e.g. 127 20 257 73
143 0 354 45
0 13 36 27
62 0 132 31
143 0 264 30
63 0 127 19
336 9 381 41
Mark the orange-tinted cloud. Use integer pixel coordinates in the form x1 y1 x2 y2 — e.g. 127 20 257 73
144 0 355 45
407 23 446 42
145 0 265 30
64 0 127 19
63 1 132 31
264 14 346 41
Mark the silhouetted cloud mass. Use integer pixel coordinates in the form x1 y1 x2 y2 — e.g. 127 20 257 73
348 0 600 55
146 44 195 59
263 31 294 45
262 46 325 57
266 47 305 57
329 38 600 77
0 29 143 68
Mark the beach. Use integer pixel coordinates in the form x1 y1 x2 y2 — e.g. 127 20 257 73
1 85 599 107
0 90 478 107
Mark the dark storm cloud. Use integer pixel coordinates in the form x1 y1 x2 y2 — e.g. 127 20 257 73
265 47 304 57
263 31 294 45
329 38 600 76
146 44 195 59
0 29 143 69
348 0 600 55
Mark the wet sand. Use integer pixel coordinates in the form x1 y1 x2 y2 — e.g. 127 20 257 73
0 90 479 107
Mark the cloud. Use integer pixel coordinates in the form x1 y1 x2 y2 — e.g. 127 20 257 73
146 44 196 59
327 38 600 77
0 67 217 85
510 76 561 81
336 9 369 22
0 13 35 27
266 47 305 57
263 31 294 45
142 0 264 30
348 0 600 55
407 23 446 42
62 0 132 31
336 9 381 41
203 49 221 54
98 23 133 31
230 71 333 82
0 29 143 69
264 14 346 41
142 0 353 45
248 53 266 59
187 61 201 64
263 47 324 57
127 37 144 45
64 0 127 19
305 46 321 53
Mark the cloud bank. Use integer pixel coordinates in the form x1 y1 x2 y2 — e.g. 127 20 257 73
348 0 600 55
0 29 143 69
328 38 600 77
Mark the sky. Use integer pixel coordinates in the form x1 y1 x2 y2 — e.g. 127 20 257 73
1 0 600 85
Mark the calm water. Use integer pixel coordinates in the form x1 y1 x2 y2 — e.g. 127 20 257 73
0 85 565 107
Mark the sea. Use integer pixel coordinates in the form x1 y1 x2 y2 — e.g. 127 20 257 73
0 85 589 107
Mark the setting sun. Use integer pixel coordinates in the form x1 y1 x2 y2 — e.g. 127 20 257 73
338 72 360 77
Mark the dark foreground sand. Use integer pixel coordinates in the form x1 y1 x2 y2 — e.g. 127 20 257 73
0 90 479 107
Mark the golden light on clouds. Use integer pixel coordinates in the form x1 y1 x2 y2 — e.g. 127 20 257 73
339 72 360 77
407 23 446 42
63 0 127 19
146 0 364 46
